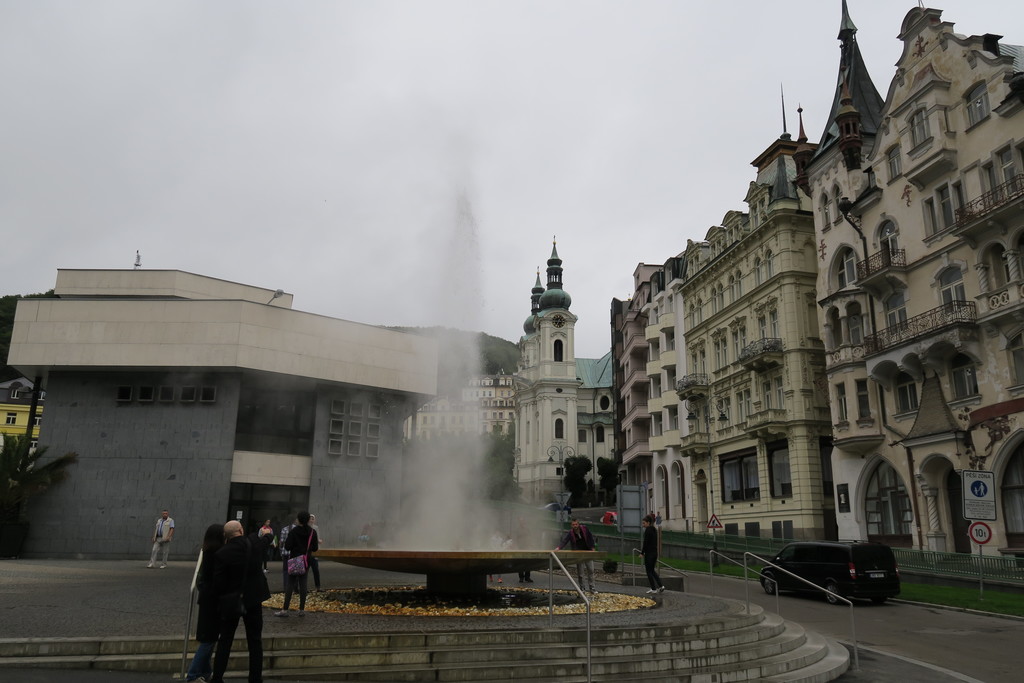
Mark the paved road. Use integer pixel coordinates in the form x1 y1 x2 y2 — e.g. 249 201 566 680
0 558 1002 682
679 569 1021 683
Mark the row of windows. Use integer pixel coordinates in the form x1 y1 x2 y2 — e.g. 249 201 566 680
116 385 217 404
688 255 776 327
5 412 41 426
327 399 382 458
835 356 979 419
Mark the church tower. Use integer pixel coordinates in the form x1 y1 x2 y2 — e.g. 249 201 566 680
515 240 582 502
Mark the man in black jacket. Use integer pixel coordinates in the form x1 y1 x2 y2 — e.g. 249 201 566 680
209 520 273 683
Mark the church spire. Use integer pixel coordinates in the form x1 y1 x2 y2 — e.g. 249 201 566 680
814 0 884 158
539 237 572 311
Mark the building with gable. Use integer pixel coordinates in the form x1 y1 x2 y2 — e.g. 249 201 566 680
0 377 43 445
810 4 1024 553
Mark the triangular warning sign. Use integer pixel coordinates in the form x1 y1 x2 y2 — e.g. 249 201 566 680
707 514 723 530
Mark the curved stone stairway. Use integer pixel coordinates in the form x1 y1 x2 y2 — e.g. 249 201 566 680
0 599 848 682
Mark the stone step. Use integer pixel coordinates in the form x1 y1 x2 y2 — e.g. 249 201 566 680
0 608 847 683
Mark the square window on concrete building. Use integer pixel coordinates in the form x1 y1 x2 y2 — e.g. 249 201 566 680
331 399 345 415
367 423 380 438
116 386 133 402
158 386 174 402
366 442 379 458
369 404 382 419
350 401 364 417
200 386 217 403
180 386 197 402
347 440 361 456
328 438 343 455
138 386 155 402
350 421 362 437
330 419 345 435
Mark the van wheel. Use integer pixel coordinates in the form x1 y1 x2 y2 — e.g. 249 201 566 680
825 579 840 604
870 596 888 604
761 571 777 595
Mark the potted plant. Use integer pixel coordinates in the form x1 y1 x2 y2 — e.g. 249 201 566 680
0 433 78 558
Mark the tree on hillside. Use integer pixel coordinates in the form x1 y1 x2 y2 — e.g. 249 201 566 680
1 291 56 382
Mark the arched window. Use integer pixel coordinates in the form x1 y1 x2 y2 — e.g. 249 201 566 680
885 291 908 328
985 245 1009 289
939 268 966 304
820 193 832 226
1004 449 1024 547
895 372 918 412
836 248 857 288
879 221 898 257
595 425 605 442
728 274 736 304
695 299 703 325
764 250 774 278
754 258 764 285
716 284 725 312
847 301 863 345
1010 334 1024 385
965 82 990 127
832 187 843 224
554 418 564 440
827 308 842 349
672 461 684 520
733 270 743 300
950 354 979 398
865 460 913 543
553 339 563 362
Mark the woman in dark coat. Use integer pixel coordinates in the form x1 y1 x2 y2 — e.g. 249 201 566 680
640 514 665 594
274 510 319 616
185 524 224 682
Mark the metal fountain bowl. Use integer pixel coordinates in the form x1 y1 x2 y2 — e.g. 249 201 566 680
319 548 606 594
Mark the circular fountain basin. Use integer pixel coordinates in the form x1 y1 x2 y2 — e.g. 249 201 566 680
320 549 606 594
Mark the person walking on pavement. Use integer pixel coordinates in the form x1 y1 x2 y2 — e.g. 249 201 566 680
555 517 598 593
640 514 664 594
275 511 319 617
209 520 272 683
278 516 296 591
148 509 175 568
185 524 225 682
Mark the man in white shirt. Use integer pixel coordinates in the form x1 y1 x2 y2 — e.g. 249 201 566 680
148 509 175 568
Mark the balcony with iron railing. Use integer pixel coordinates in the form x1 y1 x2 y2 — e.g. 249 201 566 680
676 373 709 400
856 248 906 290
955 173 1024 238
863 300 977 356
738 338 783 371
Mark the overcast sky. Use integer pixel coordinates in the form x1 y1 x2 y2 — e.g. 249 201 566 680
3 1 1021 359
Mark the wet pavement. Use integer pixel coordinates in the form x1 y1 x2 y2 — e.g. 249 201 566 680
0 558 986 682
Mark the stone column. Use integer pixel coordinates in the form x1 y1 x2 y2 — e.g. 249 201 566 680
975 263 990 294
922 485 947 552
1006 250 1021 283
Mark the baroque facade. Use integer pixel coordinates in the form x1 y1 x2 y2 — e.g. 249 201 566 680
516 245 614 503
811 5 1024 553
405 373 516 440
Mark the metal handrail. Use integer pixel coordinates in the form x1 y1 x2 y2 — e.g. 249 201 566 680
708 549 762 614
548 551 592 683
745 552 859 671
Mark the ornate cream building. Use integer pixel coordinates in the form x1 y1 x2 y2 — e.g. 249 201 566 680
809 5 1024 553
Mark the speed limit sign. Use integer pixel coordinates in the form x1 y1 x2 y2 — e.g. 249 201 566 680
968 521 992 545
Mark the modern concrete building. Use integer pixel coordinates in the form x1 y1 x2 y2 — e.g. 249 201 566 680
7 269 437 558
515 245 614 503
810 5 1024 553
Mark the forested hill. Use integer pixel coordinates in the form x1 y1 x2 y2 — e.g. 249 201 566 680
389 326 520 398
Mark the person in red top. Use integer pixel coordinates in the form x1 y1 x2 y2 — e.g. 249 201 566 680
555 518 598 593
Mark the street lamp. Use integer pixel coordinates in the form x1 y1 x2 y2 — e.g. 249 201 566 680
547 443 575 522
685 397 728 555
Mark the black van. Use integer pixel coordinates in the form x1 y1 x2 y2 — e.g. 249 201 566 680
759 541 900 604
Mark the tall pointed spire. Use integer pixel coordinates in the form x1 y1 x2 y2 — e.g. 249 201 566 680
793 106 817 196
538 238 572 311
814 0 884 159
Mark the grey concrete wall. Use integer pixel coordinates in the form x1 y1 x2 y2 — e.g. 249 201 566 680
25 370 240 559
306 389 410 548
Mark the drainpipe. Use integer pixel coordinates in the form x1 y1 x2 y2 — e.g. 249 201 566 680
838 197 878 338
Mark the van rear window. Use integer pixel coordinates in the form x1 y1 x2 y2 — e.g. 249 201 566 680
852 545 894 565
